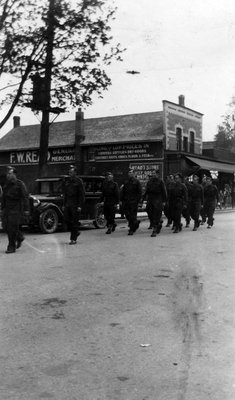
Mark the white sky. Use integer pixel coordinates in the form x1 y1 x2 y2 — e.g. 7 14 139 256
1 0 235 141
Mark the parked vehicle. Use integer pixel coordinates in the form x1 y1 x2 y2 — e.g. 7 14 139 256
28 175 106 233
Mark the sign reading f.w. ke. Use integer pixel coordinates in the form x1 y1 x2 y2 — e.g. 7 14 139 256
9 147 75 164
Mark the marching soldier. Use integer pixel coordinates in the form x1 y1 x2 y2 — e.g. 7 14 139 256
143 168 167 237
120 169 142 235
203 176 219 228
188 174 204 231
164 174 175 227
100 172 120 234
170 173 188 233
62 165 85 244
1 166 30 253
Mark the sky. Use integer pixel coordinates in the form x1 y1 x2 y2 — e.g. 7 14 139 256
1 0 235 140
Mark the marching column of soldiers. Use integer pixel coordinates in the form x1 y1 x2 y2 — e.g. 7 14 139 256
0 165 221 254
100 168 220 237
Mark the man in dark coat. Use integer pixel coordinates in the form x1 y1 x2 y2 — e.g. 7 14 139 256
188 174 204 231
203 176 219 228
120 169 142 235
164 174 175 227
143 168 167 237
100 172 119 234
170 173 188 233
182 176 192 227
62 165 85 244
1 166 29 253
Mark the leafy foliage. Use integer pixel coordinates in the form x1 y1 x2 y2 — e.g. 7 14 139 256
214 105 235 150
0 0 125 128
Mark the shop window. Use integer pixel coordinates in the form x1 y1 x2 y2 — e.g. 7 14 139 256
189 131 195 153
176 128 182 151
88 150 95 161
183 137 188 152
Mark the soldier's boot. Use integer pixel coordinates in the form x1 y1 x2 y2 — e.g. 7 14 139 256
128 230 134 236
193 222 197 231
133 220 140 232
112 223 117 232
106 225 112 234
173 227 179 233
151 228 157 237
156 222 162 234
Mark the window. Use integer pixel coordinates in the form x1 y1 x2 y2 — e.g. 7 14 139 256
189 131 195 153
176 128 182 151
183 137 188 152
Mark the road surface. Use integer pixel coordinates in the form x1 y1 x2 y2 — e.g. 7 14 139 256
0 212 234 400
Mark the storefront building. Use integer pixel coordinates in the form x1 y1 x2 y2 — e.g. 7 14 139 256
0 96 235 197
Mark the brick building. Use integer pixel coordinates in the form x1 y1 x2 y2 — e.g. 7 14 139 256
0 95 235 194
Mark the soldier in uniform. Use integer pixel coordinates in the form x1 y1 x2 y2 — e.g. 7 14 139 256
203 176 219 228
170 173 188 233
200 174 208 224
188 174 204 231
1 166 29 253
143 168 167 237
100 172 120 234
182 176 191 227
164 174 175 227
62 165 85 244
120 169 142 235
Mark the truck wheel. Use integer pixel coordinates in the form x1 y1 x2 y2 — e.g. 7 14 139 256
39 209 58 233
93 205 106 229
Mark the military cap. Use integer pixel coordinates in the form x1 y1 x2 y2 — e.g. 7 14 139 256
7 165 17 174
174 172 183 179
69 164 77 172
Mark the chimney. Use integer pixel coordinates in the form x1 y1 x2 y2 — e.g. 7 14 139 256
75 108 85 173
13 116 20 128
178 95 185 107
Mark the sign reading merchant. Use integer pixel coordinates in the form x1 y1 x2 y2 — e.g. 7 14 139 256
88 142 163 161
9 147 75 165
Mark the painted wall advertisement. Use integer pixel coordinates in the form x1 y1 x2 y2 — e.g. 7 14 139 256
8 147 75 165
89 142 163 161
129 162 163 191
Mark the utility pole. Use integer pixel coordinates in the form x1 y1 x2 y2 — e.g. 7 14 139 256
38 0 55 177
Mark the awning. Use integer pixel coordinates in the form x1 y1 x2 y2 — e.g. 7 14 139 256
185 156 235 174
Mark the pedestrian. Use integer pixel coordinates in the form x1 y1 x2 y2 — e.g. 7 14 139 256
182 176 191 227
120 169 142 235
100 172 119 234
203 176 219 229
170 173 188 233
1 166 30 254
62 165 85 245
143 168 167 237
200 174 207 224
188 174 204 231
164 174 175 227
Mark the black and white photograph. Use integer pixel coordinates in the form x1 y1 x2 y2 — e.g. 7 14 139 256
0 0 235 399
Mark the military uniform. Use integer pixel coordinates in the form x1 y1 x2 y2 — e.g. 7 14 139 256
143 175 167 237
203 182 218 228
165 179 176 226
188 181 204 230
170 180 188 233
121 176 142 235
63 175 85 243
100 179 119 233
182 179 191 227
2 178 29 253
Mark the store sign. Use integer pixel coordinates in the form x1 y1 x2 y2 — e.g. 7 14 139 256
129 162 163 190
90 142 163 161
9 147 75 164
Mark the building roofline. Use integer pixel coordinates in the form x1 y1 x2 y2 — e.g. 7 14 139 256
162 100 204 116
